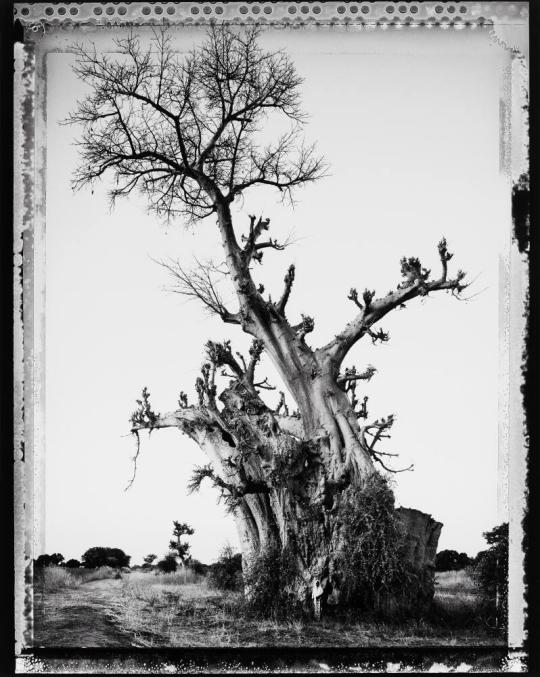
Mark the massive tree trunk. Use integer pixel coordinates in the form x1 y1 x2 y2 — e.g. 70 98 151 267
133 340 442 616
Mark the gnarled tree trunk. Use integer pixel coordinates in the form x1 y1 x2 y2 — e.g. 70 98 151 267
132 334 442 616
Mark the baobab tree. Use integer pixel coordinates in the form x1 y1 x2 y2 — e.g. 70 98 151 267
68 26 467 614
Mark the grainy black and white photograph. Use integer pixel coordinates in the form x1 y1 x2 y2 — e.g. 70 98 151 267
13 2 530 673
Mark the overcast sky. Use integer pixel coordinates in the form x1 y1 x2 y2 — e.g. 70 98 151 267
43 26 508 565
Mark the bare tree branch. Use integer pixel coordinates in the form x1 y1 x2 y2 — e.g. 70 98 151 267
323 239 468 366
160 258 241 324
337 365 377 386
67 26 325 224
188 462 270 504
293 314 315 343
357 414 413 473
276 264 296 315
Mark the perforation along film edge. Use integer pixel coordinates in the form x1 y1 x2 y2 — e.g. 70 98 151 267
14 1 529 31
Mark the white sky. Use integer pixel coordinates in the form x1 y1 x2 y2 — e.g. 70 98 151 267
44 26 509 566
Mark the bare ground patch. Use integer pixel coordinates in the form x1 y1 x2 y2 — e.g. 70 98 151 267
33 578 137 647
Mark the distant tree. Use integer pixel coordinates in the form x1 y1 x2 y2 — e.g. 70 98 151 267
35 553 64 568
189 559 209 577
35 554 52 568
472 523 508 629
64 558 81 569
157 553 178 573
456 552 473 569
435 550 460 571
142 553 157 568
435 549 472 572
81 547 131 569
208 544 243 591
474 549 488 565
169 521 195 565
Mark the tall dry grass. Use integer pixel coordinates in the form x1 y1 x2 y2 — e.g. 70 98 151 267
435 569 478 593
37 566 81 592
35 565 119 592
111 573 242 646
150 568 203 586
111 573 498 647
69 565 118 582
432 568 485 629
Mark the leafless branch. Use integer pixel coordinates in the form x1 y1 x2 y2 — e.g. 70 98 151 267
254 377 276 391
246 339 265 384
337 365 377 386
323 239 468 366
160 258 241 324
124 430 141 491
205 337 266 394
188 462 270 505
371 456 414 474
67 26 325 224
358 414 413 473
276 264 296 315
293 314 314 343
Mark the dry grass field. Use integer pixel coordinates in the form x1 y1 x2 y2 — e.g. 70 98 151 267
33 567 505 648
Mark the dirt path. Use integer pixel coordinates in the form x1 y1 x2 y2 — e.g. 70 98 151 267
34 578 135 647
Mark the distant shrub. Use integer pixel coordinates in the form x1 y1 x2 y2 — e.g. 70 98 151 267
157 554 178 573
189 558 209 577
64 559 81 569
81 547 130 569
208 544 243 592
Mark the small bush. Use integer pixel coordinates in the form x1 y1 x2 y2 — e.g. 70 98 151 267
189 558 209 577
64 559 81 569
81 547 130 569
157 554 178 573
208 545 243 592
